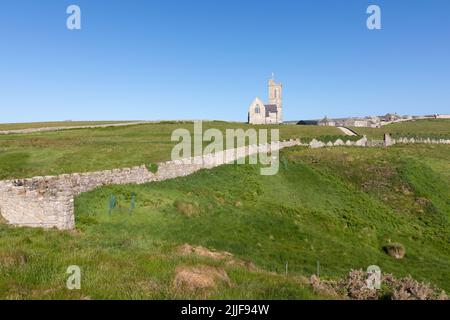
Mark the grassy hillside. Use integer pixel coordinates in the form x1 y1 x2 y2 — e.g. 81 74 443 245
1 144 448 299
350 119 450 140
0 122 342 180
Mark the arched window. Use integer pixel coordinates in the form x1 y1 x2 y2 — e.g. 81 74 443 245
274 88 278 99
255 105 260 114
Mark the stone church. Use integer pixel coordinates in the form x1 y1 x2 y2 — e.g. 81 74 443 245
248 77 283 125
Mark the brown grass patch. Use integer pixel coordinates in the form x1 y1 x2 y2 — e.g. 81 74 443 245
0 250 28 268
173 265 232 293
0 212 7 224
174 200 200 217
178 244 256 271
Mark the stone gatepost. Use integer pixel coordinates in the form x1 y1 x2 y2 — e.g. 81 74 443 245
384 133 393 147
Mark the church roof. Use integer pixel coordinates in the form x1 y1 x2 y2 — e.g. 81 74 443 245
264 104 278 117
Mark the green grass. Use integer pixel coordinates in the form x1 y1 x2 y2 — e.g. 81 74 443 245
0 122 342 180
0 121 133 131
350 119 450 140
1 144 448 299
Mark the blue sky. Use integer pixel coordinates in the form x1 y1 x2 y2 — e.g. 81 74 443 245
0 0 449 123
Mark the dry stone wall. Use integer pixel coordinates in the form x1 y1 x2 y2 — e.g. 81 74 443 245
0 140 299 230
387 137 450 146
309 135 450 149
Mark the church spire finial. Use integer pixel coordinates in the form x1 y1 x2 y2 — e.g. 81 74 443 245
271 72 275 81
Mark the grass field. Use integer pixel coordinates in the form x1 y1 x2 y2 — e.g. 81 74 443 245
349 119 450 140
0 122 342 180
0 121 134 131
1 144 448 299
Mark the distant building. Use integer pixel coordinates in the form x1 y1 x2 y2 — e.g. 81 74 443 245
318 116 336 127
298 113 442 128
297 120 319 126
380 113 402 122
248 77 283 125
318 116 381 128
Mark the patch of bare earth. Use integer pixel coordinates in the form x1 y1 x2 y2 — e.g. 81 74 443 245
178 244 256 271
173 265 232 294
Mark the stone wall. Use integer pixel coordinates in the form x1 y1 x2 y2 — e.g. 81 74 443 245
0 181 74 229
308 136 368 148
0 140 299 230
309 135 450 149
388 136 450 145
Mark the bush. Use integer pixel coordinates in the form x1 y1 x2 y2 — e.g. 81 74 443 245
384 243 406 259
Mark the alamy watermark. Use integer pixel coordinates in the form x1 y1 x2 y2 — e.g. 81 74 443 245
65 5 381 31
66 265 81 290
367 5 381 30
66 5 81 30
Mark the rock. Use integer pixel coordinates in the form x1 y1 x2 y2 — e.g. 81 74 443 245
309 139 325 149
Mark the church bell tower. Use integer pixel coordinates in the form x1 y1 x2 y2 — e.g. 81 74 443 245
268 75 283 123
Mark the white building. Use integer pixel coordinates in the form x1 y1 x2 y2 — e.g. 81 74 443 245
248 77 283 125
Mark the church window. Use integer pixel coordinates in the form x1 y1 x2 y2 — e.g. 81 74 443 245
255 105 260 114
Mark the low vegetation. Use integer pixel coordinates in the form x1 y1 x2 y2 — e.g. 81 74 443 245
0 143 448 299
0 121 342 180
0 121 132 131
311 269 448 300
384 243 406 260
350 119 450 140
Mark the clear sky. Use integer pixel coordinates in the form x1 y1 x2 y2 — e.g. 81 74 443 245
0 0 449 123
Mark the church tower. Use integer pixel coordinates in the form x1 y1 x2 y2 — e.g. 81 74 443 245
268 76 283 123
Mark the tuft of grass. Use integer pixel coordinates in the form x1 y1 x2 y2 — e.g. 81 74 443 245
0 250 28 268
383 243 406 259
146 163 159 174
0 211 8 224
174 200 200 217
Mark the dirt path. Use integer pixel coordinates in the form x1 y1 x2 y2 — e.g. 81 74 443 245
337 126 357 136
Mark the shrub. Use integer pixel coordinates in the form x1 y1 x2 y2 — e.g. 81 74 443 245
310 269 448 300
384 243 406 259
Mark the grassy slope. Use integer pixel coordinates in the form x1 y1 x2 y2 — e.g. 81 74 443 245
0 122 342 180
349 119 450 140
1 144 448 299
